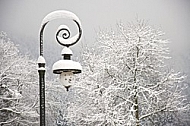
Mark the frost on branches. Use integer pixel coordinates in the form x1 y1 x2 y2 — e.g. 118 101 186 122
67 21 190 126
0 32 39 126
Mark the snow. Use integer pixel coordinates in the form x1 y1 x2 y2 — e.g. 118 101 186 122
13 90 23 99
1 84 6 88
37 56 46 64
6 88 23 99
52 60 82 73
37 67 46 71
21 111 39 118
41 10 81 26
61 47 73 55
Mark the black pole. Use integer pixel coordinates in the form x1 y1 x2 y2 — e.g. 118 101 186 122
38 63 46 126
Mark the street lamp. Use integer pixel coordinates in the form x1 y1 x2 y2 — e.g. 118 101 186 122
37 10 82 126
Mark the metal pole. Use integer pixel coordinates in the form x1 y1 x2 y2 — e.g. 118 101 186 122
38 63 46 126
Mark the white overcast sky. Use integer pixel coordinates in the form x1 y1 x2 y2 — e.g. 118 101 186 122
0 0 190 69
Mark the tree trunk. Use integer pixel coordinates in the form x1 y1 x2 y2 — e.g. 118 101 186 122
134 91 140 126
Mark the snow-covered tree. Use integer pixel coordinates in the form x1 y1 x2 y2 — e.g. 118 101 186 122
0 31 39 125
66 21 190 126
45 80 71 126
45 78 83 126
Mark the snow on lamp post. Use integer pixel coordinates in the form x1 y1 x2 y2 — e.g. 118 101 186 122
37 10 82 126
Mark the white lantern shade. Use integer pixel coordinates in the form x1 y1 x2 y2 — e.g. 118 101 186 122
52 60 82 74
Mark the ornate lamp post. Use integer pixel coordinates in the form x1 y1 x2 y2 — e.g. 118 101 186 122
37 10 82 126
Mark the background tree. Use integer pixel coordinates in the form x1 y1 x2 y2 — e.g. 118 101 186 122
45 80 73 126
0 31 39 126
66 20 190 126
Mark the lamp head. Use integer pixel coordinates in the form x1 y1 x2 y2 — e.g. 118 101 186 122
52 47 82 91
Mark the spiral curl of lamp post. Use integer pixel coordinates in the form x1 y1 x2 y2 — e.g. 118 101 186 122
57 27 71 39
56 25 71 47
39 10 82 56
